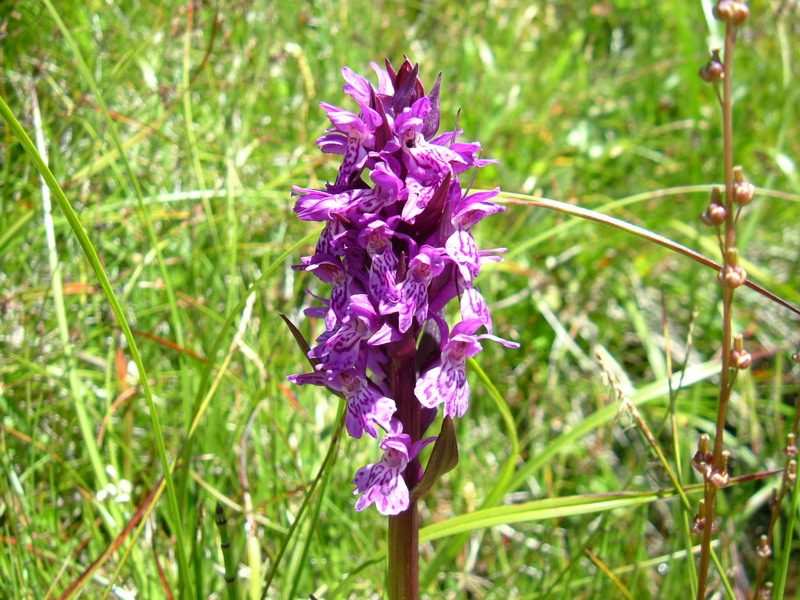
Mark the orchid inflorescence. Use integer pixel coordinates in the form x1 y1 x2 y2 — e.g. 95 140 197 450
289 58 518 515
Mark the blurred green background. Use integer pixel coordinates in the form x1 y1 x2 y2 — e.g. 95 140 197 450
1 1 799 598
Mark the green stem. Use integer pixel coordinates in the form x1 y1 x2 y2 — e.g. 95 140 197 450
388 503 420 600
387 336 422 600
214 503 238 600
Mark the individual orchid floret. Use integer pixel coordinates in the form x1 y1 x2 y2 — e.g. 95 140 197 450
293 254 352 329
292 187 371 222
396 246 445 333
445 188 506 282
353 427 436 515
416 319 519 418
452 188 505 229
446 229 480 282
358 221 400 305
339 370 396 439
312 294 400 372
288 369 396 439
317 101 382 190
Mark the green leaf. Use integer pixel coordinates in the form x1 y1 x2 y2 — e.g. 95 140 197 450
420 488 701 543
411 416 459 503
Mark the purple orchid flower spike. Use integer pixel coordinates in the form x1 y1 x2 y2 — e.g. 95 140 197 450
289 58 518 519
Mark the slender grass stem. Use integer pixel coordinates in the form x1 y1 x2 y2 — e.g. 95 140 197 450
31 84 109 497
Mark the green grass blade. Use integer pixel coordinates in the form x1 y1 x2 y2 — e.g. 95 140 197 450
419 489 702 543
30 83 114 522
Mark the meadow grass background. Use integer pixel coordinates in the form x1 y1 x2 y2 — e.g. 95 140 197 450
2 1 800 598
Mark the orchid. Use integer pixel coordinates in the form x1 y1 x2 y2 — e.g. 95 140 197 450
289 58 518 517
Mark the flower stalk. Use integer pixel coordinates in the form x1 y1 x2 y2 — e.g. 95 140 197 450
695 2 751 597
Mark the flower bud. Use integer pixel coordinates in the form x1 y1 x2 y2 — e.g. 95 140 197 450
701 203 727 226
718 248 746 288
719 264 747 288
734 181 755 205
731 334 751 369
731 350 751 369
713 0 749 24
787 459 797 484
733 166 755 205
699 50 724 83
730 1 750 25
713 0 735 21
708 450 731 487
691 500 706 535
701 187 726 225
757 534 772 558
709 469 729 488
692 451 706 472
692 434 712 473
791 350 799 364
786 433 798 459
